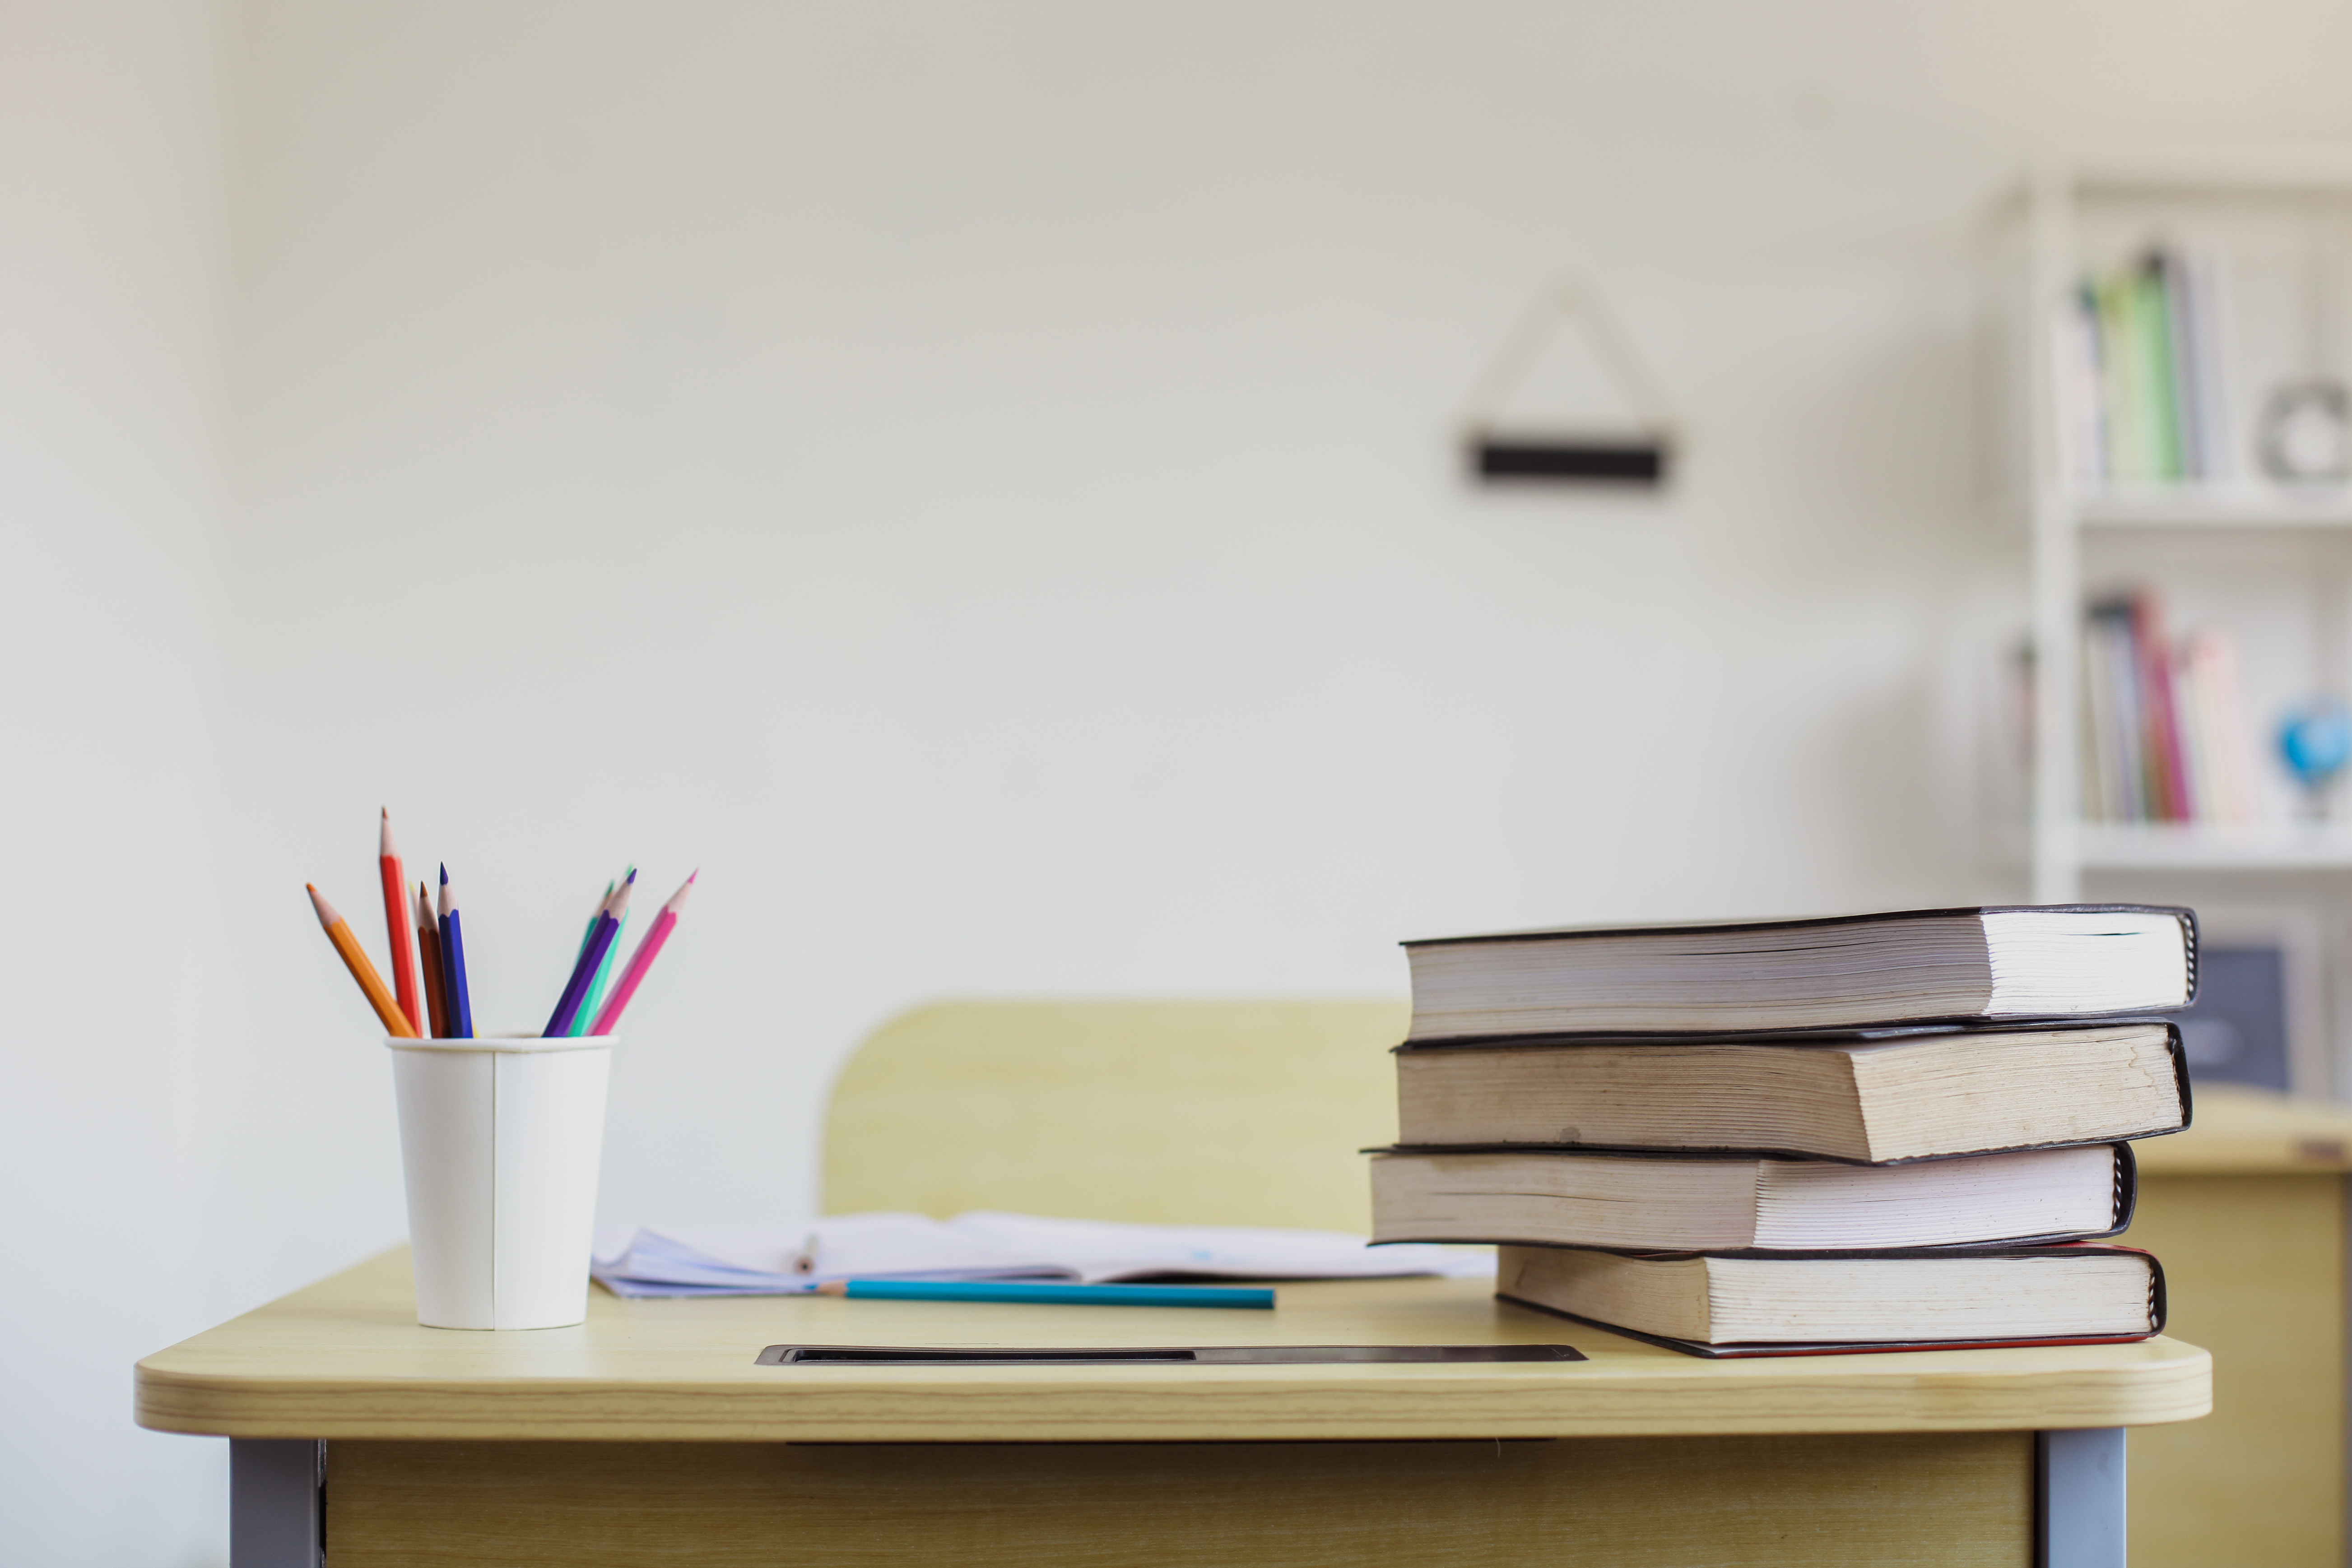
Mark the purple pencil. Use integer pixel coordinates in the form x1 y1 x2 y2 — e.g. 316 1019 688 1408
544 870 634 1037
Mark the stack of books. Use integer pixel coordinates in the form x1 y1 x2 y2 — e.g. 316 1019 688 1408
1369 905 2198 1356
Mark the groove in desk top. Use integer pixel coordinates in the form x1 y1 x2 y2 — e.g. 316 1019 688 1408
135 1248 2212 1443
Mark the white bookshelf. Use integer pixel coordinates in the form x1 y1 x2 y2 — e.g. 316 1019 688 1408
2073 822 2352 870
1999 149 2352 1097
2074 489 2352 530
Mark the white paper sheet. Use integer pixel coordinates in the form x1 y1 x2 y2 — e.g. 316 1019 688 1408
591 1211 1492 1297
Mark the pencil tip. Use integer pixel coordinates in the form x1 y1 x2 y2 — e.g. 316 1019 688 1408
305 883 337 927
688 868 699 882
626 867 638 884
439 863 449 883
379 808 395 855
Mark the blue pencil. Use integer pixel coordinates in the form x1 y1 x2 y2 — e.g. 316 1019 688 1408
572 905 629 1036
557 879 612 1038
816 1280 1275 1309
437 863 474 1039
544 869 635 1037
572 881 614 963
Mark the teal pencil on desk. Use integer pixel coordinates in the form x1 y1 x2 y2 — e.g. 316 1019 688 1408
815 1280 1275 1309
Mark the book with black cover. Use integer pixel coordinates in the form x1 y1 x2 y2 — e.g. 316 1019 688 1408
1391 1021 2190 1164
1495 1242 2166 1359
1404 905 2198 1041
1370 1141 2136 1252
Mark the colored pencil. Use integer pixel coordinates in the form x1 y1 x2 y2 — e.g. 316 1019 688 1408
573 903 630 1036
557 879 613 1038
567 872 626 1036
307 883 419 1038
573 881 615 964
437 864 474 1039
414 878 450 1039
378 809 422 1034
814 1280 1275 1309
586 870 697 1035
544 870 635 1037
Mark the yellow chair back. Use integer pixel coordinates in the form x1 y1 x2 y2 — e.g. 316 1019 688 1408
823 999 1408 1232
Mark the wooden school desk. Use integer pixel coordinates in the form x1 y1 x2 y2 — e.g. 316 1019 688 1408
2124 1084 2352 1567
138 1248 2208 1568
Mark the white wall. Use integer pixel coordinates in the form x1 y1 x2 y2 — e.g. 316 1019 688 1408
15 2 2352 1561
220 0 2352 1250
0 2 231 1563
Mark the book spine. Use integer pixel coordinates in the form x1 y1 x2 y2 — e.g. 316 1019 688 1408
2183 626 2258 824
2081 625 2118 820
2087 600 2147 821
2110 1140 2138 1232
2055 285 2110 488
2130 591 2193 820
2158 248 2208 481
2171 635 2216 823
2094 274 2142 482
2139 253 2185 482
2190 250 2235 482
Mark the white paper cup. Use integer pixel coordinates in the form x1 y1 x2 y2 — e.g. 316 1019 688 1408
387 1034 612 1330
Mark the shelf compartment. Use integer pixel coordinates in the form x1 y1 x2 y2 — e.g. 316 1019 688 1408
2073 489 2352 529
2075 821 2352 870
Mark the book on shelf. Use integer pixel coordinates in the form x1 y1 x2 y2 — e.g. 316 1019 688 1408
1368 1141 2134 1252
1494 1243 2166 1358
1393 1021 2188 1163
2081 589 2259 826
2058 244 2229 489
1401 905 2196 1041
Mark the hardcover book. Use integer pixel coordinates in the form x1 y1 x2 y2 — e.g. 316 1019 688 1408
1495 1242 2166 1358
1369 1142 2134 1252
1403 905 2196 1041
1393 1021 2188 1163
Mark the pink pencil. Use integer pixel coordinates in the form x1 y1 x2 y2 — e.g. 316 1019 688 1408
586 870 697 1035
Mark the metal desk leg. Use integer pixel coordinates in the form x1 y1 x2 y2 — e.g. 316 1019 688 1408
230 1439 324 1568
2037 1428 2125 1568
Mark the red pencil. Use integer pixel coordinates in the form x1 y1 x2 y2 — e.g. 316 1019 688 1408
379 809 423 1034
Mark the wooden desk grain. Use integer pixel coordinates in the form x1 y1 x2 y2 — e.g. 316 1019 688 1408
323 1432 2037 1568
2135 1082 2352 1175
2112 1085 2352 1568
136 1247 2209 1443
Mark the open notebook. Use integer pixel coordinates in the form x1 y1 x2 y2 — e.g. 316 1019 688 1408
592 1211 1494 1297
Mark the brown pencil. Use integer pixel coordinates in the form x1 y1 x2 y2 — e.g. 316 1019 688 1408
414 878 450 1038
307 883 418 1038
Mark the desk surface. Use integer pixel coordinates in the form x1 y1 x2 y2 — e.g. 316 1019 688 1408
137 1248 2210 1443
2136 1083 2352 1174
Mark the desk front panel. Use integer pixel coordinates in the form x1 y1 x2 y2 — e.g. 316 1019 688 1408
326 1432 2032 1568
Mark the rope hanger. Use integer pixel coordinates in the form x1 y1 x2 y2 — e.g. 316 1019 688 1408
1461 275 1681 487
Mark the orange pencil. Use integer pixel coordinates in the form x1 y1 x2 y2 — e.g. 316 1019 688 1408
413 878 450 1039
379 809 423 1033
307 883 418 1038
